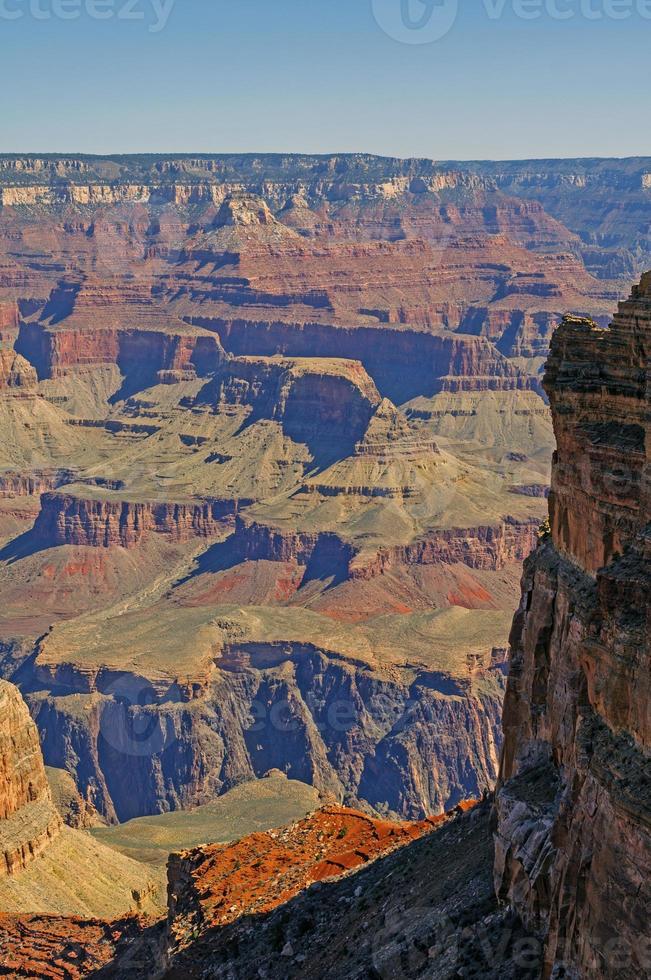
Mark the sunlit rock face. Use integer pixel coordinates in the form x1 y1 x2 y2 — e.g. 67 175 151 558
0 680 62 877
495 274 650 979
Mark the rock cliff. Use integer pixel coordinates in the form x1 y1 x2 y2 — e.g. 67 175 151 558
32 491 244 548
0 682 163 919
0 681 62 877
0 350 38 391
28 634 507 824
494 274 651 978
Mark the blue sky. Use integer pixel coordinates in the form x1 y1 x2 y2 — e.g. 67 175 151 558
1 0 650 158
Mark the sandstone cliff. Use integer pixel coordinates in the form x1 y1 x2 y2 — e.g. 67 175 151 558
0 682 163 919
32 490 244 548
0 350 37 391
494 275 651 978
0 681 62 877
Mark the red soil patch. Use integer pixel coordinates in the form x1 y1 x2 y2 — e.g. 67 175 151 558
42 554 109 579
168 804 476 935
179 561 303 607
0 914 146 979
446 583 494 607
272 568 305 602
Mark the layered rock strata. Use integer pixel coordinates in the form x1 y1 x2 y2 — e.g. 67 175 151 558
0 681 62 876
494 275 651 978
232 517 539 577
29 641 506 824
32 491 246 548
0 349 38 391
16 318 224 382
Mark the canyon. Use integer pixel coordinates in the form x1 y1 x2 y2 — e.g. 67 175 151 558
104 271 647 980
1 151 582 825
0 154 648 976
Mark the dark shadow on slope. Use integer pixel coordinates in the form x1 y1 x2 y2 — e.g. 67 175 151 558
170 532 244 589
108 363 162 404
0 527 47 565
94 801 543 980
172 528 353 594
300 533 353 589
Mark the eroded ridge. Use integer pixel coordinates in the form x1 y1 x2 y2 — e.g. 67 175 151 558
495 274 651 979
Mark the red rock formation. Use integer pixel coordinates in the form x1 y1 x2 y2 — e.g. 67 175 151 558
494 274 651 979
16 316 223 381
0 914 157 980
201 354 382 451
0 469 75 496
189 315 533 403
228 515 538 579
546 304 646 573
0 301 18 344
32 491 246 548
0 681 62 877
350 520 539 577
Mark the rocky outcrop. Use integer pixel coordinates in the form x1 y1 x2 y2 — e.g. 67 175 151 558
226 514 538 581
0 686 163 921
494 275 651 978
191 316 533 404
545 305 646 573
0 349 38 391
0 469 76 497
16 316 223 382
229 521 354 569
160 799 535 980
46 767 103 830
199 355 382 457
32 491 246 548
0 301 18 344
461 308 559 358
0 681 62 876
0 183 229 208
0 915 159 980
166 805 446 952
350 519 539 578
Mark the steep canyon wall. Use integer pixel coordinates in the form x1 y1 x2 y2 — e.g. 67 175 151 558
494 276 651 978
